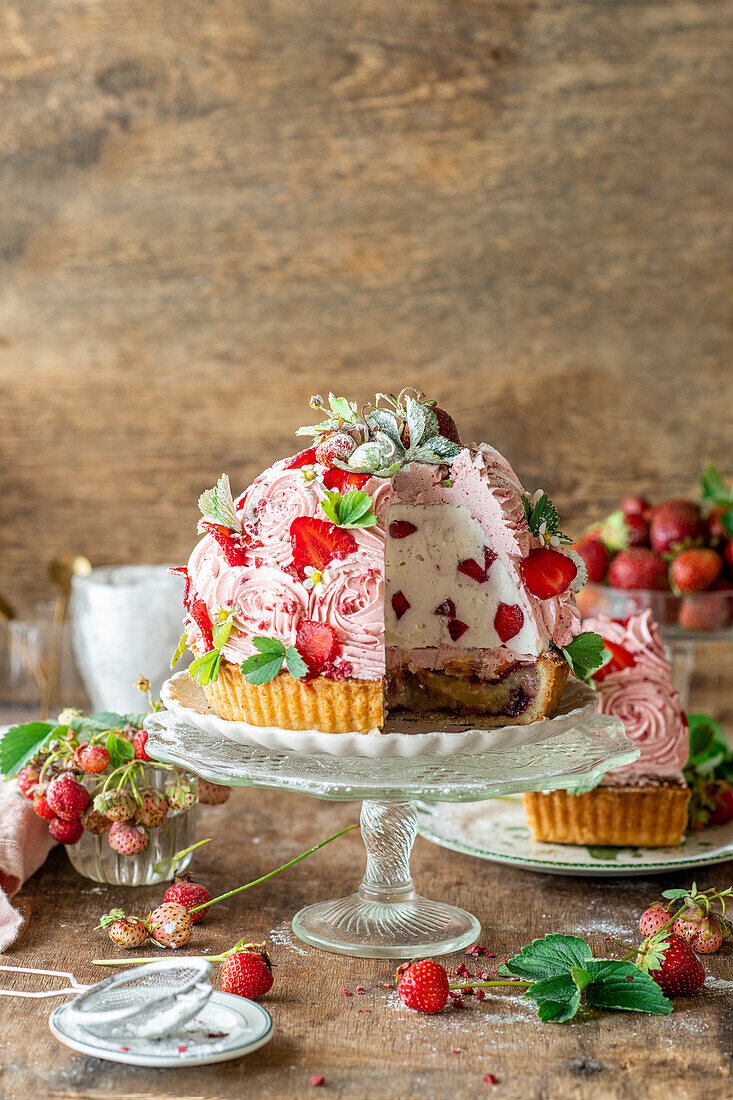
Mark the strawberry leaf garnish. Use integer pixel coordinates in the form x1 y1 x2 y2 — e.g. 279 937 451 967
562 632 609 682
522 491 571 545
320 489 377 528
0 722 56 778
188 607 236 686
239 636 308 684
170 631 188 670
700 464 732 506
198 474 240 533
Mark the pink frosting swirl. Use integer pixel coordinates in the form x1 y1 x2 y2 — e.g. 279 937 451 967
309 555 385 679
584 611 688 778
240 464 323 569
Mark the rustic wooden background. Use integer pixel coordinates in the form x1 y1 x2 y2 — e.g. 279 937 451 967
1 0 732 613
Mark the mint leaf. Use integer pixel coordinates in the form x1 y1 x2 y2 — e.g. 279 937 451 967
252 636 286 656
498 934 593 981
239 651 285 684
198 474 239 531
581 960 672 1015
0 723 55 778
525 974 582 1023
285 646 308 680
170 631 188 670
700 464 731 505
563 633 609 682
189 650 222 686
106 731 135 769
320 489 377 528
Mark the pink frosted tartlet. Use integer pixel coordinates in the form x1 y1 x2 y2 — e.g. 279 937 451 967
171 391 605 733
524 611 691 846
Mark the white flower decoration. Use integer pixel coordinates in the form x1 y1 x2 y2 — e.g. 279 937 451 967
297 465 323 486
537 520 562 548
303 566 331 592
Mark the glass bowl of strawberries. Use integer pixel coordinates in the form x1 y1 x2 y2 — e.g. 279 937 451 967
3 707 230 886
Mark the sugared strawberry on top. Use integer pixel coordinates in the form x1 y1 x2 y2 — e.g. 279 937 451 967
649 500 704 555
520 547 577 599
607 547 669 591
315 433 356 468
290 518 357 581
294 619 338 678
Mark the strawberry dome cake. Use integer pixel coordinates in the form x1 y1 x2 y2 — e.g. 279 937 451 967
524 610 691 846
171 391 605 734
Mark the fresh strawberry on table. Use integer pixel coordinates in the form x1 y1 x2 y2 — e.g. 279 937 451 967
220 945 274 999
636 932 705 996
649 499 705 555
572 537 609 583
670 548 723 594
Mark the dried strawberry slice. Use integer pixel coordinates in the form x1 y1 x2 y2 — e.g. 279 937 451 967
190 595 214 650
389 521 417 539
199 521 247 567
447 619 468 641
434 599 456 618
169 566 191 608
284 447 319 470
391 591 410 620
457 548 497 583
322 468 370 492
494 603 524 643
295 619 338 678
592 639 635 683
520 547 577 600
290 517 357 579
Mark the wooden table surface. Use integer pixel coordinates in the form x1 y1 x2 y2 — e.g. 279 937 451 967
3 785 732 1100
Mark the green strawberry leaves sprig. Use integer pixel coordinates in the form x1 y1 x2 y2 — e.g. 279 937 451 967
187 608 236 687
296 391 460 478
320 489 377 528
522 492 572 546
0 711 146 779
197 473 241 534
239 637 308 685
561 632 609 682
495 933 671 1023
700 465 733 537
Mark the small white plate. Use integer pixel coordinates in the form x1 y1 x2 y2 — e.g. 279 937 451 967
160 672 598 759
417 798 733 877
49 990 273 1067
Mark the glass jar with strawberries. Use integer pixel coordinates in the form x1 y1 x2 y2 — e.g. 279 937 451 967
573 464 733 717
2 703 230 886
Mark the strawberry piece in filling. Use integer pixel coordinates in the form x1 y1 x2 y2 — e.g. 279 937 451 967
457 547 497 584
199 521 247 567
447 619 469 641
391 591 410 620
389 520 418 539
433 599 457 618
295 619 338 678
494 603 524 643
290 517 357 580
520 546 577 599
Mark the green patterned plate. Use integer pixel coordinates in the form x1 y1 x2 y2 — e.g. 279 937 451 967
417 798 733 877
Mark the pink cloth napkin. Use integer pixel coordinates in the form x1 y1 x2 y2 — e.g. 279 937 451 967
0 780 56 951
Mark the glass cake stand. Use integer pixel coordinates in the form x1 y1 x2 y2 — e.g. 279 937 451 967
143 708 636 959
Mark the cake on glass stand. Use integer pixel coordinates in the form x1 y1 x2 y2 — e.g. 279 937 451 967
144 678 637 959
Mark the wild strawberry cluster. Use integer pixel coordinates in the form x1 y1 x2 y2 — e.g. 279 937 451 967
574 463 733 632
12 710 230 855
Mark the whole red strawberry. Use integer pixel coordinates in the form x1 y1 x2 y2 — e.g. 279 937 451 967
197 779 231 805
78 744 111 774
572 537 609 583
636 932 705 996
49 816 84 844
397 959 449 1013
133 729 150 761
621 495 651 518
607 547 669 591
32 793 55 820
649 500 704 555
671 548 723 594
148 902 193 949
678 593 730 633
638 902 672 937
709 784 733 826
600 509 648 550
673 909 724 954
46 773 90 821
164 873 211 924
17 764 40 799
220 945 273 1000
315 432 356 468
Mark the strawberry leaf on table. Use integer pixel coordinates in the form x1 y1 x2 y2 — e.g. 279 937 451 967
498 934 593 980
239 636 308 685
524 973 582 1023
562 632 609 682
0 722 56 778
578 960 672 1015
320 489 378 529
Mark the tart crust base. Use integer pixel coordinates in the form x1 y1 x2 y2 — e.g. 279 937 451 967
202 659 383 734
523 779 690 848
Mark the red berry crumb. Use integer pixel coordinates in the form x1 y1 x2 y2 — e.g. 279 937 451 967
483 1073 498 1085
310 1076 325 1087
391 591 410 620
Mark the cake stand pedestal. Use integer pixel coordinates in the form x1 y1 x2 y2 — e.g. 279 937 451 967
144 708 636 959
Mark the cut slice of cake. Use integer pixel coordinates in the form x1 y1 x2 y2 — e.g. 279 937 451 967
524 610 691 846
171 391 606 733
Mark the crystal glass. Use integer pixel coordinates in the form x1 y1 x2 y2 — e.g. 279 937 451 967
0 605 87 723
71 566 187 713
65 765 197 886
144 708 634 957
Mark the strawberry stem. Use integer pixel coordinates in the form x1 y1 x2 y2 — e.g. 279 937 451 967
171 837 212 874
449 980 530 991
